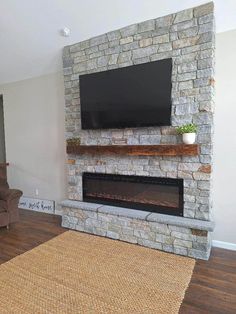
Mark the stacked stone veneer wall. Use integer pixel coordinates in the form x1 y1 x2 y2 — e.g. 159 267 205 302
62 2 215 259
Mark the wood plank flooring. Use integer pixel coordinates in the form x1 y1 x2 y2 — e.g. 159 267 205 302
0 209 235 313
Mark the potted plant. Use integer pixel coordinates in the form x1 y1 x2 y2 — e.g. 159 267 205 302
176 123 197 144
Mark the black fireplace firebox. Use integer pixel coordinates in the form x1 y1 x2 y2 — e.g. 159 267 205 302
83 173 183 216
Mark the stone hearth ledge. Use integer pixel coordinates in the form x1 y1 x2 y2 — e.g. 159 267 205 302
60 200 215 232
60 200 214 259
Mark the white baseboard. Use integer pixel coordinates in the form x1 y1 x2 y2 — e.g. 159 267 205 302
212 240 236 251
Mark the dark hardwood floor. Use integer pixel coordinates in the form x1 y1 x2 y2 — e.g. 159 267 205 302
0 209 235 314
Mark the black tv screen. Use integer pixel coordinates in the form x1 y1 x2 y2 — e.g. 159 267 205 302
80 58 172 130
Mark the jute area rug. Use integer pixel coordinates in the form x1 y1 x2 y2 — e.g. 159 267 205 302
0 231 195 313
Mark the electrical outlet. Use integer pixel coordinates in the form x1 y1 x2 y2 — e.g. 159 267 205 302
35 189 39 196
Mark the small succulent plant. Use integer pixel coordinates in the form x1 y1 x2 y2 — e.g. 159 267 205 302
176 123 197 135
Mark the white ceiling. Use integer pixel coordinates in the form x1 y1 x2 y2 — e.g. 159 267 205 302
0 0 236 85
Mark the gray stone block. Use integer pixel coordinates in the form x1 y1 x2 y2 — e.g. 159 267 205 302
106 230 119 240
184 195 196 203
158 43 172 52
70 41 90 53
198 32 214 45
118 61 133 68
194 2 214 17
174 52 197 65
197 133 212 144
108 54 119 65
184 209 195 218
139 38 152 48
155 14 174 27
107 30 121 41
177 72 196 81
97 56 109 67
174 8 193 24
138 20 155 33
199 22 214 34
149 222 170 235
160 160 178 172
170 32 178 41
185 188 200 197
147 213 215 231
198 181 211 191
195 211 209 220
90 34 108 47
198 58 213 70
172 36 199 49
193 172 211 181
132 46 158 59
133 57 150 65
201 144 213 155
120 24 138 37
162 244 174 253
105 46 121 55
60 200 102 212
178 27 198 39
137 239 162 250
174 239 192 248
194 78 210 88
178 162 201 171
120 234 138 244
196 196 210 205
171 19 197 32
169 225 191 234
193 112 213 125
140 134 161 144
188 248 210 260
98 205 149 220
109 39 119 48
178 61 197 73
171 115 192 126
156 234 173 244
174 246 188 256
199 13 214 25
153 34 169 44
118 51 132 63
197 68 214 78
120 36 133 45
121 41 139 52
175 103 198 116
200 155 212 164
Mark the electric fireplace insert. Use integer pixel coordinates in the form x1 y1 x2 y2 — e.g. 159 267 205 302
83 173 183 216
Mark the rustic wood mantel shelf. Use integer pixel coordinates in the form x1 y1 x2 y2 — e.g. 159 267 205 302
67 144 199 156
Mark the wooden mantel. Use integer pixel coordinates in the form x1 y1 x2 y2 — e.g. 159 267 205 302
67 144 199 156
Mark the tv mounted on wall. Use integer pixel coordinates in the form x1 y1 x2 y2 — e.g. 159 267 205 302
80 58 172 130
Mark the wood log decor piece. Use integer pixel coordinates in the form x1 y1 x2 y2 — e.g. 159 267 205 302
67 144 199 156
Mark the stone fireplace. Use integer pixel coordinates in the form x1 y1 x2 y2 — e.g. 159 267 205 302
61 2 215 259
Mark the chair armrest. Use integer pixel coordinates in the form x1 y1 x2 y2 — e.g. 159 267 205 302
0 189 23 201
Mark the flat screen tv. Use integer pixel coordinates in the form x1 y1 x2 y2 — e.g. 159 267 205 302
80 58 172 130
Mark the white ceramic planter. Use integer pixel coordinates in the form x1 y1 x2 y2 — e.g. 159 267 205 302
182 133 196 144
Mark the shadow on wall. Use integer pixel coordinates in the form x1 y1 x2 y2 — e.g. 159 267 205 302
0 95 6 163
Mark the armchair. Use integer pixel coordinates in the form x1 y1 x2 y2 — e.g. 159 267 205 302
0 166 23 228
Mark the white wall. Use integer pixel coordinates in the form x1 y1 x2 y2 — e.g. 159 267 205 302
213 29 236 245
0 72 66 212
